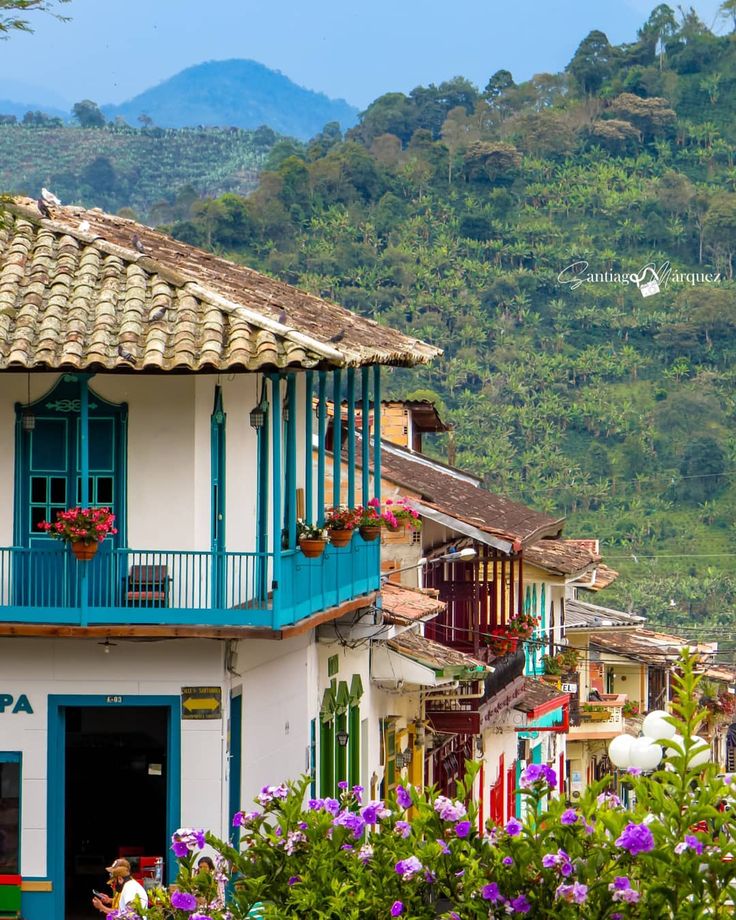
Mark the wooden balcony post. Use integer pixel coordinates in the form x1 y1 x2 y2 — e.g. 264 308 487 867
346 367 356 509
317 371 327 526
517 552 524 616
332 369 342 507
361 366 370 504
79 373 91 626
304 371 314 523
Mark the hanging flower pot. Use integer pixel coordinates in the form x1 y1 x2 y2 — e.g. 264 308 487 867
71 540 99 561
299 538 327 559
329 529 354 548
359 524 382 541
385 521 402 533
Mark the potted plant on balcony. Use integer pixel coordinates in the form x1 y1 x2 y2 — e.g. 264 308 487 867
486 613 539 656
37 506 117 561
357 498 382 541
296 520 328 558
382 497 422 533
324 506 358 547
580 703 611 722
622 700 641 718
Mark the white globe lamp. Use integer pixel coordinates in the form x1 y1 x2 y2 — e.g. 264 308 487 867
608 733 634 769
629 737 663 771
642 710 676 741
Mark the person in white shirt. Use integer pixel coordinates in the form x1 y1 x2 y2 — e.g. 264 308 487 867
93 863 148 915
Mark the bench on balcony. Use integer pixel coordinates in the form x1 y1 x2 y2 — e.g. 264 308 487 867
124 565 171 608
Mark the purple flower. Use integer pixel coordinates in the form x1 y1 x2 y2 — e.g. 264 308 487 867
333 810 366 839
596 791 621 808
337 780 348 789
511 895 531 913
171 891 198 911
257 784 288 806
556 882 588 904
232 810 260 828
627 767 642 776
519 763 557 788
391 902 404 917
284 830 306 854
434 795 467 822
352 785 364 802
502 856 513 866
395 856 423 879
615 822 655 856
358 844 373 863
324 797 340 815
288 876 301 886
505 817 523 837
307 798 324 811
171 841 189 858
396 785 412 809
675 834 704 855
481 882 503 903
361 801 390 824
436 838 450 854
191 915 213 920
171 827 206 854
560 808 578 826
609 876 640 904
455 820 471 838
395 820 411 838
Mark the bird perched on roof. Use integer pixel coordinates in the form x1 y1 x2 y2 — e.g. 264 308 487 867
78 220 91 233
147 306 167 323
131 234 146 253
328 329 346 344
116 344 135 364
37 198 51 219
277 309 287 325
41 188 61 207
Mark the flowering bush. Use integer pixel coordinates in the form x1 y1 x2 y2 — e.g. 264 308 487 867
383 497 422 531
38 506 117 544
152 653 736 919
622 700 641 717
323 506 359 531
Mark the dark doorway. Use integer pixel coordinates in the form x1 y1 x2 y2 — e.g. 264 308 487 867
64 706 168 920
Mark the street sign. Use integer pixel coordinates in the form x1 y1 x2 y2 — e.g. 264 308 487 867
181 686 222 720
561 683 578 694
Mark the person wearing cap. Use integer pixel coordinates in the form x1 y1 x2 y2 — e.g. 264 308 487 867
92 858 148 915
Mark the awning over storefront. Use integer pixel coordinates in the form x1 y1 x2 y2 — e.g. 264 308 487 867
380 583 445 624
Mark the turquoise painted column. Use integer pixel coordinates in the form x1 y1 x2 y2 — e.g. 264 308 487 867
361 366 370 504
304 371 314 523
317 371 327 525
286 374 297 549
79 374 90 626
372 364 381 504
346 368 356 508
332 369 342 507
270 374 282 623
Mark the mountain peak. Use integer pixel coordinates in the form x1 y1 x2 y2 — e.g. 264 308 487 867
103 58 358 139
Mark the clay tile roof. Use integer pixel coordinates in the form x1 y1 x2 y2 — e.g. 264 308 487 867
375 441 564 547
387 629 490 678
513 677 569 714
588 629 715 663
0 200 440 373
380 583 445 623
573 563 619 591
524 538 599 576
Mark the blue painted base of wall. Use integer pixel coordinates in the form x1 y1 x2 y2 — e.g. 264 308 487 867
21 888 52 920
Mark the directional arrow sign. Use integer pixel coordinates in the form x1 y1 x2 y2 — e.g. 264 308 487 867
181 686 222 720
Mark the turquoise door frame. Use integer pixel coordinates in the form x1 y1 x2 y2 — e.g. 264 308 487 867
45 695 181 920
211 387 227 608
228 690 242 846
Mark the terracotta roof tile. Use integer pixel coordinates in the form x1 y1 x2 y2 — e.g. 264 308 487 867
387 629 490 676
524 538 599 576
381 583 446 622
0 200 440 373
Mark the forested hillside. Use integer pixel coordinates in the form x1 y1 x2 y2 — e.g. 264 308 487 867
0 123 273 215
159 5 736 643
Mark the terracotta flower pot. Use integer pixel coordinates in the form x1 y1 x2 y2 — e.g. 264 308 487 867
359 524 382 541
299 538 326 559
329 528 354 548
71 540 99 561
386 521 403 533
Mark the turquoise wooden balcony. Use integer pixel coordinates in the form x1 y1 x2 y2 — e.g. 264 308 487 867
0 539 380 629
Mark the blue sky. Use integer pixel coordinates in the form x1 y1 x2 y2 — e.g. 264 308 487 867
0 0 727 109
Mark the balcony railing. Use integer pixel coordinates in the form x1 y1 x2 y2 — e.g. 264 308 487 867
568 693 627 735
0 539 380 629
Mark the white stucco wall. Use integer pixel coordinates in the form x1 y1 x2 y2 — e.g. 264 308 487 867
0 637 228 878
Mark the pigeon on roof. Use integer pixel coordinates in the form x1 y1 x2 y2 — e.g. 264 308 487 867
40 188 61 207
36 198 51 219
